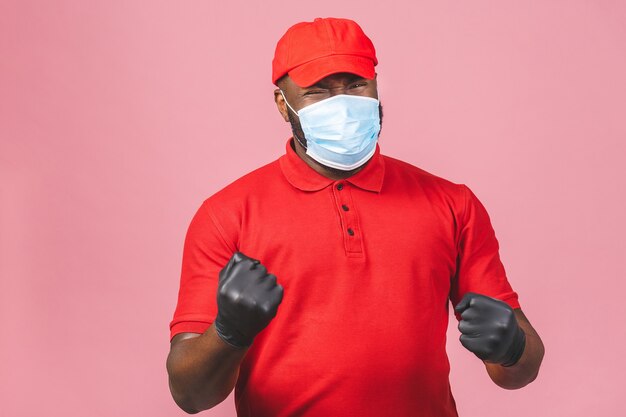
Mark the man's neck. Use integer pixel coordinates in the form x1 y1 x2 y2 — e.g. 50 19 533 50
290 137 367 180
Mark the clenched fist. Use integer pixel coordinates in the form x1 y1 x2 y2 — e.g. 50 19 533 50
214 252 284 349
454 292 526 367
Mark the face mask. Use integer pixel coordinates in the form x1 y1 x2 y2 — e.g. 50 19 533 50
280 91 381 171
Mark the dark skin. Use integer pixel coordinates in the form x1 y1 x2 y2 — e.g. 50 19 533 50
166 72 545 414
167 325 248 413
274 72 382 180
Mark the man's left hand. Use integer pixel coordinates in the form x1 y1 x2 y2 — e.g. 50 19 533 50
454 292 526 367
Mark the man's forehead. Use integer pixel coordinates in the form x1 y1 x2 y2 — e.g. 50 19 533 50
310 72 367 87
278 72 373 92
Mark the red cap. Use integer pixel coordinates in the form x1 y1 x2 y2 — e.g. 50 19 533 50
272 17 378 87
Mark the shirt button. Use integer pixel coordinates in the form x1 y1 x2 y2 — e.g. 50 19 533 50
347 228 355 236
336 183 344 190
342 204 349 211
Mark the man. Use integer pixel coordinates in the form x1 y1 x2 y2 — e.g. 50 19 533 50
166 17 545 416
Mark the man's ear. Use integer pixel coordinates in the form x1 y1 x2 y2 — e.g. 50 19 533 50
274 89 290 122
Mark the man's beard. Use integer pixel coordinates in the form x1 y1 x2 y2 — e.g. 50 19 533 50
288 102 384 151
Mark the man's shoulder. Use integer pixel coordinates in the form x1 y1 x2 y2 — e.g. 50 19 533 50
202 157 283 207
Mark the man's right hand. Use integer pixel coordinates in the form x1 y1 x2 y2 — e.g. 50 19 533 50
214 252 284 349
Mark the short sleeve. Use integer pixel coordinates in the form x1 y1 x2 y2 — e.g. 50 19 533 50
169 200 238 341
449 184 521 321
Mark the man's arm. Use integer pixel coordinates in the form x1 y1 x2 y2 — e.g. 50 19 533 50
167 252 284 413
166 327 248 414
483 308 545 389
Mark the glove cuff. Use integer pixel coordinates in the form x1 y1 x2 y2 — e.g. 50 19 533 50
500 327 526 367
214 318 252 350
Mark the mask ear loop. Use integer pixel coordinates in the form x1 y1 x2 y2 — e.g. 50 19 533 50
280 90 308 149
279 90 298 116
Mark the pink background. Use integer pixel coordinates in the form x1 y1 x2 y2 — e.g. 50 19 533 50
2 1 625 416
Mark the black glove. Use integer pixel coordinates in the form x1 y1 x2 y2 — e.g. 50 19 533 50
454 292 526 367
214 252 284 349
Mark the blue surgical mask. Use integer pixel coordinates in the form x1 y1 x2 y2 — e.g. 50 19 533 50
280 91 381 171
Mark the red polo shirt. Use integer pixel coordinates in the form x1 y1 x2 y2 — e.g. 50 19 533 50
170 138 521 417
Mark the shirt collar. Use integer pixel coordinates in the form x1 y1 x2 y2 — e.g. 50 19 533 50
279 137 385 193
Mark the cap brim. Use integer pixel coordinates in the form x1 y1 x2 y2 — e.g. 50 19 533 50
288 55 376 87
